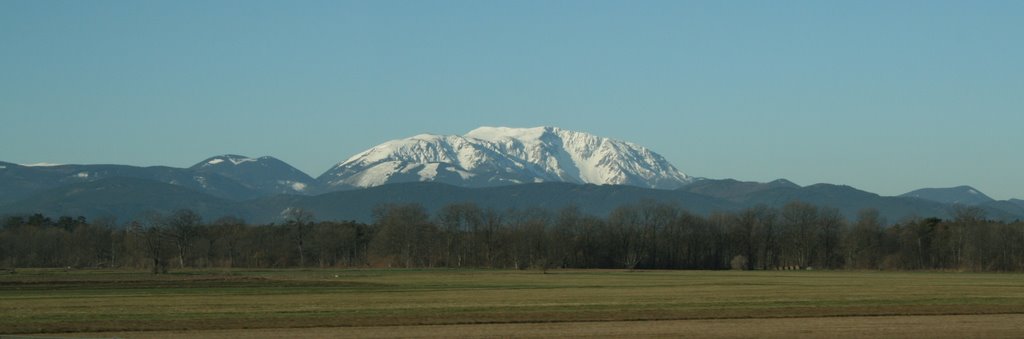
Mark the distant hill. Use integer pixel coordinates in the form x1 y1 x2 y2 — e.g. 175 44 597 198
0 180 736 224
0 161 259 203
741 183 953 223
978 200 1024 222
246 182 736 223
679 178 799 202
0 177 240 222
0 155 315 203
190 155 316 196
900 186 995 206
5 178 1019 225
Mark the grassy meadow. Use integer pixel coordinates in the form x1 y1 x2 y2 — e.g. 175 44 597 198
1 268 1023 337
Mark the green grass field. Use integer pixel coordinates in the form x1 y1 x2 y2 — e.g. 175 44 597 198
2 268 1023 337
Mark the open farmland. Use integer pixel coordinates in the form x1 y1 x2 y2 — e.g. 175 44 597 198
2 269 1023 337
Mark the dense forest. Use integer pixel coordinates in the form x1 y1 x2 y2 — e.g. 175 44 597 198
2 201 1023 273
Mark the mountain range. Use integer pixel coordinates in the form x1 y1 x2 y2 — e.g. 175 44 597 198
1 126 1021 224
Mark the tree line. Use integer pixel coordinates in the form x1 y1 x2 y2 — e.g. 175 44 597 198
2 201 1023 273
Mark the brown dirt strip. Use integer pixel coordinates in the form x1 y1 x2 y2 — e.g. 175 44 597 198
64 314 1024 338
8 305 1024 333
6 305 1024 334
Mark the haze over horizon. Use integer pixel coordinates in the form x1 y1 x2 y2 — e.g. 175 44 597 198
2 1 1022 199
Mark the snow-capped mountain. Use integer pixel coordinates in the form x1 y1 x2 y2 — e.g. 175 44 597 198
317 126 692 190
190 155 316 195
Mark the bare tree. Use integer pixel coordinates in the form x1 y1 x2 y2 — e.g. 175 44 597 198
817 207 845 269
372 204 435 268
950 205 985 268
210 216 246 268
133 213 171 274
166 209 202 269
845 209 884 269
282 208 315 267
609 205 645 271
780 201 819 268
731 206 775 270
477 208 504 268
437 203 482 268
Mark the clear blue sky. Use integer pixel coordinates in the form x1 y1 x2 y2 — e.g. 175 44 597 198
2 1 1022 199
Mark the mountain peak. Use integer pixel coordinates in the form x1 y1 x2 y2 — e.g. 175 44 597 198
465 126 559 142
191 154 315 195
195 154 259 167
769 179 799 187
320 126 691 190
900 186 995 206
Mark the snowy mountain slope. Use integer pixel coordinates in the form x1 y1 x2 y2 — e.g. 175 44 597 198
318 126 692 189
190 155 316 195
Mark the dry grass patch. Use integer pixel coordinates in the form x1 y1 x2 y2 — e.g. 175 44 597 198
76 314 1024 339
2 269 1023 335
